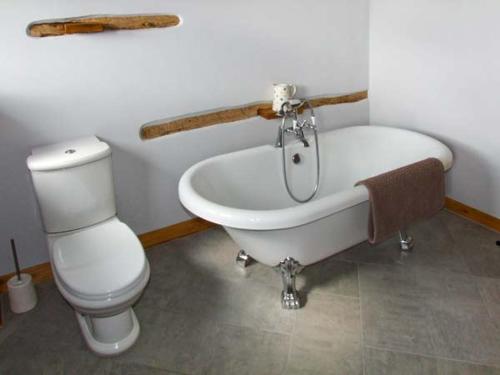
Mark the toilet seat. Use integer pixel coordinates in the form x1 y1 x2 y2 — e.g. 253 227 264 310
52 220 147 301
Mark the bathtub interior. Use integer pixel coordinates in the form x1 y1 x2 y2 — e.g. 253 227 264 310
188 126 452 211
316 126 452 197
190 146 298 210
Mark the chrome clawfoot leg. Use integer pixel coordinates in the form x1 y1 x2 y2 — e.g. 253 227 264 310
399 230 415 251
277 257 304 310
236 250 252 268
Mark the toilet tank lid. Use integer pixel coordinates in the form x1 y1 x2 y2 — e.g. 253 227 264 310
27 136 111 171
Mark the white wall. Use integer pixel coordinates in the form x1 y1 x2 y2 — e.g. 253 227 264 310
0 0 369 274
370 0 500 218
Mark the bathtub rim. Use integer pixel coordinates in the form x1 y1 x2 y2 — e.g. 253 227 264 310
178 125 453 231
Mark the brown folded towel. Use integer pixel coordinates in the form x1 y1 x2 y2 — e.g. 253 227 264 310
356 157 445 244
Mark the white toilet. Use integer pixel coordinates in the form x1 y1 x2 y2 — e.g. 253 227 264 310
27 136 150 356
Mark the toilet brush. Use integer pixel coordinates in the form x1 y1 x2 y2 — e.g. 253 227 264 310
10 239 22 283
7 239 37 314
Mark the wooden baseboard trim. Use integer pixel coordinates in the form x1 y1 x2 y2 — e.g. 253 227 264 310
0 218 215 293
0 262 53 294
445 197 500 232
138 217 216 248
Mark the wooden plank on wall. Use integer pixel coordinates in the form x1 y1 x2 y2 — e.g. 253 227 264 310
140 90 368 140
27 14 180 37
256 90 369 120
141 102 270 140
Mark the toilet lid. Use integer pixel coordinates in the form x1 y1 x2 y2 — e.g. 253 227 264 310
53 221 147 300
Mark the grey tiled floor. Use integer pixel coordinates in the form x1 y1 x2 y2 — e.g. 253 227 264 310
1 210 499 374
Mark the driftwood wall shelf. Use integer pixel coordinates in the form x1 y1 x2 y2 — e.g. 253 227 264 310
27 14 180 37
140 90 368 140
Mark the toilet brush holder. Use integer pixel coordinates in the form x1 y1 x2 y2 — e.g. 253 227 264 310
7 273 37 314
7 239 38 314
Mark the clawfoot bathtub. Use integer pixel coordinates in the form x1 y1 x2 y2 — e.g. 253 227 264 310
179 125 453 308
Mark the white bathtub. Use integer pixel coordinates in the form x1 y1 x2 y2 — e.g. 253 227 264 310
179 125 453 267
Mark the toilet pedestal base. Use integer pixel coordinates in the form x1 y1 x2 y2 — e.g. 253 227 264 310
76 307 140 356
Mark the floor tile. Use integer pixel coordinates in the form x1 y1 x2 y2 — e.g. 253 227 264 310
409 212 470 273
147 227 280 287
445 213 500 278
360 263 500 365
0 293 28 346
205 324 289 375
335 235 408 267
358 261 483 305
294 292 361 341
476 276 500 330
284 293 363 374
296 258 359 298
286 336 362 375
361 293 439 355
364 347 500 375
119 308 217 375
8 282 83 349
430 299 500 366
160 274 296 335
142 241 296 335
476 276 500 305
337 212 470 274
109 362 182 375
0 334 111 375
484 302 500 331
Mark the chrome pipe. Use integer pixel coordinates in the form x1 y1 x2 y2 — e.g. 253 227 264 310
277 98 320 203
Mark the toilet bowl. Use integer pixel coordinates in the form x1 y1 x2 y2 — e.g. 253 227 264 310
27 136 150 356
48 218 150 355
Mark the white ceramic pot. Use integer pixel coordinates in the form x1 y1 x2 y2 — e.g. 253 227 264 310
272 83 297 112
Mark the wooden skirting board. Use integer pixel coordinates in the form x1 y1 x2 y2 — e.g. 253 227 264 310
138 217 215 248
0 262 53 295
27 14 180 37
140 90 368 140
0 218 215 293
445 197 500 232
1 197 497 293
